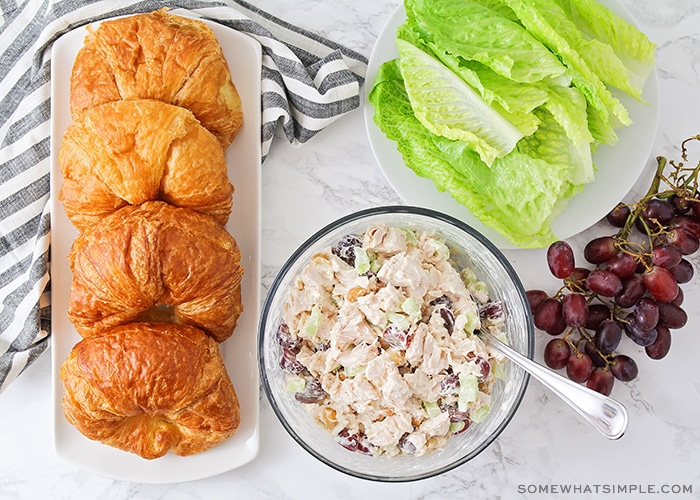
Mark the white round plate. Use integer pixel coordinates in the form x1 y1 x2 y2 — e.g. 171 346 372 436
363 0 659 249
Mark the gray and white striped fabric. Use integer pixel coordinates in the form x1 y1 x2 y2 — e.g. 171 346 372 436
0 0 367 393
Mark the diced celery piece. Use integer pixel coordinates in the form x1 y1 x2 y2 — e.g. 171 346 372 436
303 305 321 338
344 364 365 378
401 297 420 316
286 376 306 393
463 311 480 334
354 246 371 274
449 421 466 434
386 311 410 331
402 228 419 245
461 267 478 285
493 361 506 380
422 400 442 418
458 373 478 412
471 404 491 423
428 238 450 260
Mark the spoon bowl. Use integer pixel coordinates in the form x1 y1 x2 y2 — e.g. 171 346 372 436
479 329 628 440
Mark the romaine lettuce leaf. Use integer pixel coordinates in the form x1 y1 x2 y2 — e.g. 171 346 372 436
499 0 631 127
397 20 548 137
396 39 524 165
541 85 595 184
405 0 567 83
554 0 656 98
369 60 565 247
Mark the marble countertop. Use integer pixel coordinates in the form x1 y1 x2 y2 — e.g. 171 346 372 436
3 0 700 498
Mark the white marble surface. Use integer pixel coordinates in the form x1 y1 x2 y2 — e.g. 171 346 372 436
3 0 700 498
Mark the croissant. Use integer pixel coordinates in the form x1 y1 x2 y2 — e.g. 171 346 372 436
60 322 240 459
58 99 233 231
68 201 244 343
70 9 243 148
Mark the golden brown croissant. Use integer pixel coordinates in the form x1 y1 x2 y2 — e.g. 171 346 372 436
58 99 233 231
70 9 243 148
68 201 244 343
60 322 240 459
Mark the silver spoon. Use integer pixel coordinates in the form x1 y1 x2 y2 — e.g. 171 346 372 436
479 329 628 440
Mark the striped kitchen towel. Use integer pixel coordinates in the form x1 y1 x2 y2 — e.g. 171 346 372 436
0 0 367 393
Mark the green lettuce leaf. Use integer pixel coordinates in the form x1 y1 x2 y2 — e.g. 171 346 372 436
405 0 567 83
553 0 656 99
499 0 631 127
396 38 524 165
397 19 548 137
541 85 595 184
369 60 565 247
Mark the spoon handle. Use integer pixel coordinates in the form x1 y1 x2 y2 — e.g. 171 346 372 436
481 330 628 440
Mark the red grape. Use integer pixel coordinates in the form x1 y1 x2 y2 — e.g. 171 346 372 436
656 302 688 329
294 377 326 403
561 292 588 327
280 348 305 373
606 203 630 227
600 251 637 277
583 236 619 264
692 201 700 219
610 354 638 381
594 319 622 354
631 297 660 331
526 289 549 315
276 323 301 350
440 308 456 335
534 298 566 335
570 267 590 285
670 194 692 214
547 241 575 279
476 356 491 379
581 339 608 367
566 352 593 383
652 244 682 268
665 227 700 255
640 198 675 225
671 287 684 306
587 367 614 396
544 338 571 370
548 314 567 336
585 303 611 330
614 273 646 308
673 214 700 238
668 258 694 284
642 265 679 302
645 325 672 360
624 320 658 347
384 324 411 348
586 269 623 297
337 429 372 455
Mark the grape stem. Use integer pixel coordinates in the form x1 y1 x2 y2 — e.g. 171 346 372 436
613 136 700 268
617 155 667 242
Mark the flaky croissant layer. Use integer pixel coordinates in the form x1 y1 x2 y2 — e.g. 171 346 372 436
60 322 241 459
68 201 244 343
70 8 243 148
59 99 234 231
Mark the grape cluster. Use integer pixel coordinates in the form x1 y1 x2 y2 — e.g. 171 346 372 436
527 135 700 396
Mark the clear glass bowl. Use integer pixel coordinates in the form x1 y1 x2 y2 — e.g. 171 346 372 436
258 206 533 482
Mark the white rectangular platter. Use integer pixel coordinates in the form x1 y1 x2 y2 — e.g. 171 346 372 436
49 16 262 484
